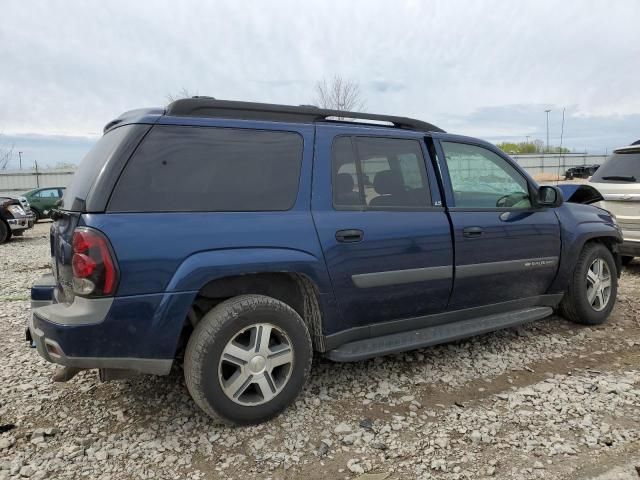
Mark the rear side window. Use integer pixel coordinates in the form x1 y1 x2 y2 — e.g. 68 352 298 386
109 126 303 212
61 125 135 211
332 136 431 209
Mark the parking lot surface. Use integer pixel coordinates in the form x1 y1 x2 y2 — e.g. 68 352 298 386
1 223 639 479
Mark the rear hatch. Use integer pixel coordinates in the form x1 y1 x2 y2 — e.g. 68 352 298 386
51 124 150 303
590 147 640 243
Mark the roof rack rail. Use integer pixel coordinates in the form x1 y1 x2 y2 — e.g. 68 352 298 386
165 98 444 133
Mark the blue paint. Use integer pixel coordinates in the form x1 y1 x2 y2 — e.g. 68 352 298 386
33 108 623 363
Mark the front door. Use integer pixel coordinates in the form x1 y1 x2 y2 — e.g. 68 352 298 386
312 124 454 334
437 140 561 310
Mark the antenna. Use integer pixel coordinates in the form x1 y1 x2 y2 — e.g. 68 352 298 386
555 108 566 184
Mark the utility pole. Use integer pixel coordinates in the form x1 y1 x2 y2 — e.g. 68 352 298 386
544 109 552 153
525 136 530 144
18 151 23 169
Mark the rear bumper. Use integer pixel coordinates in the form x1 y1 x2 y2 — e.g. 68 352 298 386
29 314 172 375
28 275 193 376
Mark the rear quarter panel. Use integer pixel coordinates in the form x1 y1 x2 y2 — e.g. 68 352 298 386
81 211 333 296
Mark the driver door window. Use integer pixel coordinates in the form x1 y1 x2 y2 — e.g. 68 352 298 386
441 142 531 209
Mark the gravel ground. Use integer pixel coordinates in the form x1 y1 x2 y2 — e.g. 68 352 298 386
1 223 639 480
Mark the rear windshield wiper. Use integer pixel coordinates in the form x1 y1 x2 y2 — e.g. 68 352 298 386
601 175 637 182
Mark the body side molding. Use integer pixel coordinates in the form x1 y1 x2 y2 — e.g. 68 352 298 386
352 265 452 288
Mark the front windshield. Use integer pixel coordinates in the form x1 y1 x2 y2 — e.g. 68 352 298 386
591 151 640 183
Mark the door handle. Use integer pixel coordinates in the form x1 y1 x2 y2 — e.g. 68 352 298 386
463 226 483 238
336 229 364 243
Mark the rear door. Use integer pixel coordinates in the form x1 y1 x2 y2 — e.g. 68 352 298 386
435 139 561 309
312 124 453 334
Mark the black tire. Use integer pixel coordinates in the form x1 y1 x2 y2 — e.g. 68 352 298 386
184 294 313 425
621 256 634 266
32 209 40 222
559 243 617 325
0 221 9 244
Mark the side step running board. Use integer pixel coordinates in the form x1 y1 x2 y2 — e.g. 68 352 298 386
325 307 553 362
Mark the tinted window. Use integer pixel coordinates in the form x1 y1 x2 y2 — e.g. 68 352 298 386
61 125 135 210
591 151 640 183
332 136 431 209
332 137 362 207
442 142 531 209
109 126 303 212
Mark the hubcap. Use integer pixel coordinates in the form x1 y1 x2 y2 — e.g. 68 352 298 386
586 258 612 312
218 323 294 406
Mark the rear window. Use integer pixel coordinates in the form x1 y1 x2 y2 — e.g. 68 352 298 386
108 126 303 212
591 151 640 183
61 125 135 210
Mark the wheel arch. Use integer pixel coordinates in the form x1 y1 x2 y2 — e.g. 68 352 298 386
189 271 326 351
580 234 622 277
30 207 42 220
549 230 622 294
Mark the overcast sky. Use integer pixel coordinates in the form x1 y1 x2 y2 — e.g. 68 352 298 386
1 0 639 167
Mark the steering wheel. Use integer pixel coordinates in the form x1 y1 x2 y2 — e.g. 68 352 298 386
496 192 526 208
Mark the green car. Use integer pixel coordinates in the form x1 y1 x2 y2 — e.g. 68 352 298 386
23 187 66 222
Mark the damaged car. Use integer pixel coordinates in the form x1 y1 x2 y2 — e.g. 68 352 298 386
0 196 35 244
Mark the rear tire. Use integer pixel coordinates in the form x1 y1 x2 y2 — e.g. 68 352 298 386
32 209 40 223
559 243 617 325
184 294 313 425
621 256 634 266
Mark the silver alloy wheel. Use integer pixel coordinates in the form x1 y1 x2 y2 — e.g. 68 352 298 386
586 258 612 312
218 323 294 406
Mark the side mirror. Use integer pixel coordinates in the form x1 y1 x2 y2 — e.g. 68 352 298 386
537 185 563 207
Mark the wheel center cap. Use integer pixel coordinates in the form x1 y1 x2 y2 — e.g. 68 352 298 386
249 355 266 373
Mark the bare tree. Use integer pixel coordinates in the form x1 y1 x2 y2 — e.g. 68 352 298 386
166 87 197 104
314 76 365 112
0 134 15 170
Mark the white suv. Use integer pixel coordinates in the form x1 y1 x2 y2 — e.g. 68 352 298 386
590 145 640 265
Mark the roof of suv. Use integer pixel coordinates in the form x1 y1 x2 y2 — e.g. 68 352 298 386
164 97 445 133
613 145 640 154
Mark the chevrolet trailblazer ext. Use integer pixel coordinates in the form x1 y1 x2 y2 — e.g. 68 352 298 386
28 98 622 425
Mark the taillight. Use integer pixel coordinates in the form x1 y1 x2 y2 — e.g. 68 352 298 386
71 227 118 296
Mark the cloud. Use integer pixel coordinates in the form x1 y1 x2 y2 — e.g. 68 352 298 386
368 80 405 93
442 104 640 153
0 0 638 159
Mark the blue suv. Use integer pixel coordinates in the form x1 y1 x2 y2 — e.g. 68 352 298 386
29 98 622 424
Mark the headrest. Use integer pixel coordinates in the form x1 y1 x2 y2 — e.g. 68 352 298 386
374 170 403 195
335 173 355 194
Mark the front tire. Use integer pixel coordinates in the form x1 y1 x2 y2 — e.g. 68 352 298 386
559 243 617 325
32 209 41 223
0 221 9 244
184 294 312 425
